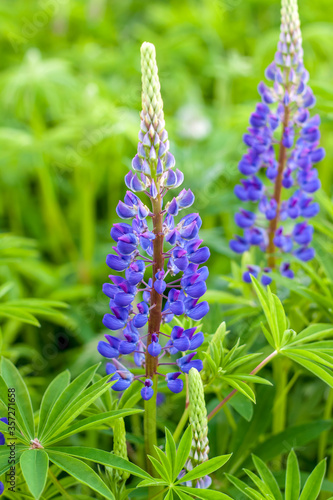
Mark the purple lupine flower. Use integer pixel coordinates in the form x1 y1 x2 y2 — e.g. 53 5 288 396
98 42 209 401
0 418 7 446
230 0 324 282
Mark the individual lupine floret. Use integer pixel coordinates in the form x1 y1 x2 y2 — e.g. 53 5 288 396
98 42 209 401
180 368 211 489
230 0 324 283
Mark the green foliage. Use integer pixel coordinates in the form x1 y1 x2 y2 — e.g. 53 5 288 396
226 450 326 500
0 358 145 499
137 426 232 499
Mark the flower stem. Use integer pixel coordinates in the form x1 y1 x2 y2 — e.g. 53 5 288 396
267 104 290 269
272 357 289 435
144 189 164 480
207 350 278 421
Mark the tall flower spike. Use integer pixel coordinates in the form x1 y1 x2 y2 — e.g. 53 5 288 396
98 42 209 401
180 368 211 489
230 0 324 284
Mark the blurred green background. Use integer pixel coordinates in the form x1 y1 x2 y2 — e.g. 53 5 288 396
0 0 332 370
0 0 333 460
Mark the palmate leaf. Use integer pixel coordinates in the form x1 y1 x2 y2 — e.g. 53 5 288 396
43 373 115 442
243 468 274 498
48 451 114 500
227 451 325 500
288 324 333 346
251 276 286 350
174 426 192 480
37 370 71 436
1 357 34 439
44 408 142 446
165 427 177 479
251 455 282 500
0 446 27 476
225 473 260 500
47 446 152 479
153 446 173 481
20 449 48 500
175 454 232 485
299 459 327 500
283 351 333 387
39 363 100 440
223 376 256 403
285 450 300 500
177 487 233 500
0 419 27 443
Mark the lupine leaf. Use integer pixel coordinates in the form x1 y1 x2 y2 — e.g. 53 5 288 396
165 427 177 478
252 454 282 500
148 454 170 482
154 446 172 482
243 468 274 498
47 446 152 479
40 364 100 440
136 478 167 488
0 419 27 443
164 489 173 500
174 426 192 480
175 455 231 485
285 450 300 500
47 373 113 438
288 324 333 345
44 408 142 445
48 451 115 500
223 376 256 402
283 352 333 387
177 486 233 499
230 374 272 386
0 446 26 475
1 357 34 439
20 449 48 499
285 348 333 369
299 459 326 500
175 490 193 500
37 370 70 437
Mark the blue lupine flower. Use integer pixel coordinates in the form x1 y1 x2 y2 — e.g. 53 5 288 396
0 418 8 446
98 42 209 401
230 0 324 282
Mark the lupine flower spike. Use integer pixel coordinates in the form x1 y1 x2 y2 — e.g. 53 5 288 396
98 42 210 401
180 368 211 489
230 0 324 284
107 418 130 486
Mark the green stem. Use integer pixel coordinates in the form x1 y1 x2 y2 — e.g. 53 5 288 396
267 102 290 269
144 374 158 473
272 357 289 434
319 388 333 462
48 468 73 500
173 406 189 444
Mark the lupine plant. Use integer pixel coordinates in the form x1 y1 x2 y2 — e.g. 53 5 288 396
98 41 210 468
0 0 333 499
230 0 325 284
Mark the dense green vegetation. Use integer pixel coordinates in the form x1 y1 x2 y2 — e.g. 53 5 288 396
0 0 333 498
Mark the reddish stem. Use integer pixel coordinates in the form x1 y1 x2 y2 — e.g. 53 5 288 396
145 194 164 379
267 104 290 269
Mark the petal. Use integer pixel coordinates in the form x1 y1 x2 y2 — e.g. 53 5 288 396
102 313 125 331
97 341 119 358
